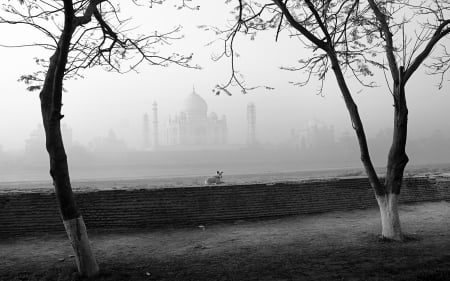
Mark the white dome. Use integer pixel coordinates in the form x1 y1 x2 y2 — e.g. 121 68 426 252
307 119 326 129
209 112 218 120
183 90 207 117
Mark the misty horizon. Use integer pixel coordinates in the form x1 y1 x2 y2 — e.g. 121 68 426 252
1 87 450 152
1 1 449 183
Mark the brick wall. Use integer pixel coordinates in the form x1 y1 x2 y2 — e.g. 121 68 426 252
1 176 449 238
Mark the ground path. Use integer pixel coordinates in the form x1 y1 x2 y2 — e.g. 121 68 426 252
1 201 450 280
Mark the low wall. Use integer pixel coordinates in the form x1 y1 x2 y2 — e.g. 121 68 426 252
1 176 449 238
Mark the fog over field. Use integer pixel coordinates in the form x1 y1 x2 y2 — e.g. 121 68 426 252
0 0 449 183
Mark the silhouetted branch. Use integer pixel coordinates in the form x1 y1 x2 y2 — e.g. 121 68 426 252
367 0 450 88
213 0 381 95
0 0 199 90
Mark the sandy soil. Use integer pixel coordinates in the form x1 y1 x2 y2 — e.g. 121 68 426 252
1 201 450 281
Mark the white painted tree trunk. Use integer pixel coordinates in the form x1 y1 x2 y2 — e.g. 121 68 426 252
63 216 99 277
376 194 403 241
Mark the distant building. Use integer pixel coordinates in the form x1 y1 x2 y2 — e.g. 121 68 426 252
24 124 81 164
142 102 160 150
25 124 73 151
247 102 257 146
164 88 227 148
152 102 159 149
142 113 150 150
24 124 46 161
300 120 335 149
288 120 335 151
90 130 127 153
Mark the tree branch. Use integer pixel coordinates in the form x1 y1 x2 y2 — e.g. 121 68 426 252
73 0 107 27
404 20 450 83
271 0 327 50
367 0 400 83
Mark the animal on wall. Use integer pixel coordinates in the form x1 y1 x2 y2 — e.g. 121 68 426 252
205 171 224 185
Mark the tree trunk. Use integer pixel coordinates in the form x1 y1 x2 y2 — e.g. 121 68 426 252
63 216 99 275
376 193 402 240
379 69 409 241
40 68 99 278
328 53 408 240
42 120 99 276
328 53 384 194
39 1 99 276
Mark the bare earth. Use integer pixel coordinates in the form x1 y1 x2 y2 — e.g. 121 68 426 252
1 201 450 281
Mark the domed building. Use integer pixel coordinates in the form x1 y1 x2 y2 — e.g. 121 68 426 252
299 119 335 150
166 88 227 147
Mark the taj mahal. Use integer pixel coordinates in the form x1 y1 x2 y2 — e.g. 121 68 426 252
142 88 231 151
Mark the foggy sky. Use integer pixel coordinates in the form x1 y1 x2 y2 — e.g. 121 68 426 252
0 1 449 152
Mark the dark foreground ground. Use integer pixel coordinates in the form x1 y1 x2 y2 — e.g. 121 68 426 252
1 201 450 281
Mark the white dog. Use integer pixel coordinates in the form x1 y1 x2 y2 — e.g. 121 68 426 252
205 171 224 185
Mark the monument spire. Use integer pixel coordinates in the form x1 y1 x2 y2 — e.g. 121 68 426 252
142 113 150 149
247 102 257 146
152 101 159 149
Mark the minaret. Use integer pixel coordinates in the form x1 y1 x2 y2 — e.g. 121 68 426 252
221 114 228 144
152 101 159 149
142 113 150 149
247 102 256 146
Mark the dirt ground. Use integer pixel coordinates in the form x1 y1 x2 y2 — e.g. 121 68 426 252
1 201 450 281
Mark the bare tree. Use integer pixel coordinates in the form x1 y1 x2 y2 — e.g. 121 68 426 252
214 0 449 241
365 0 450 240
0 0 196 276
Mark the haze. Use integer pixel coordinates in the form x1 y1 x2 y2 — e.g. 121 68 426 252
0 1 449 181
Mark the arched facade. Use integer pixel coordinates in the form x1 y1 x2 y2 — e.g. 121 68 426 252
166 89 227 147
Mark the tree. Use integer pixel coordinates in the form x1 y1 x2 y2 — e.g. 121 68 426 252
214 0 449 240
365 0 450 240
0 0 196 276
